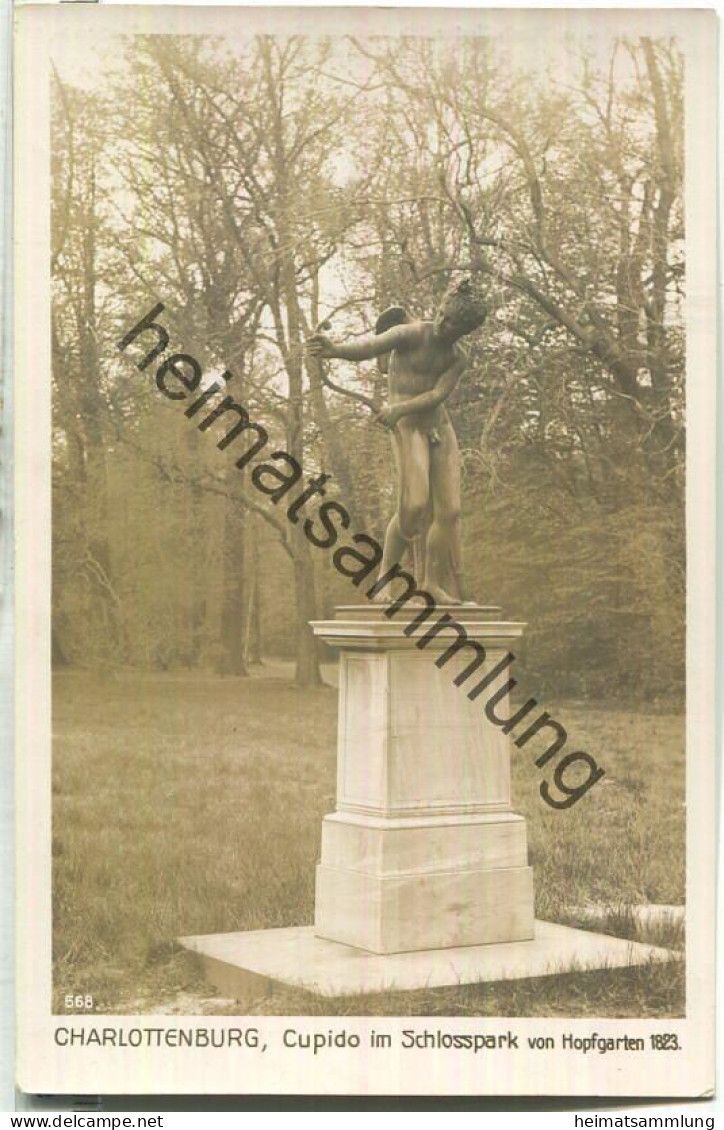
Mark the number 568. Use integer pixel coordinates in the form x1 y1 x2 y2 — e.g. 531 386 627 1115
65 994 94 1010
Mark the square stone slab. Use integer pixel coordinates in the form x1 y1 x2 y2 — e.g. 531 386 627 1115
180 921 676 999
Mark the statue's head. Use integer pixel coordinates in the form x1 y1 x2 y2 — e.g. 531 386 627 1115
434 278 488 342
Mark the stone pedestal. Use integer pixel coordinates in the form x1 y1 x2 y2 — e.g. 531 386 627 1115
181 601 676 998
311 604 535 955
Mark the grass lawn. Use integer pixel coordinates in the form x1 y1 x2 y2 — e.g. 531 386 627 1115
51 665 685 1017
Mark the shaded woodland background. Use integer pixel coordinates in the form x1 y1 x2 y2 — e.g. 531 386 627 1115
51 33 685 699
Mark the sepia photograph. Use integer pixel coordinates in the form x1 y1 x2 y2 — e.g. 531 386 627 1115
14 4 716 1098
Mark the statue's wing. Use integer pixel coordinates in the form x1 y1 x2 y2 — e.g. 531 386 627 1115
374 306 410 335
374 307 411 374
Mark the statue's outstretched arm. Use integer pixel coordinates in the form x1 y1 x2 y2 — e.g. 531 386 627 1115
307 322 419 363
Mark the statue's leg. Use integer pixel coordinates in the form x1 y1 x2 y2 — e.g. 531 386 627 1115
425 420 467 604
372 425 429 602
412 501 433 583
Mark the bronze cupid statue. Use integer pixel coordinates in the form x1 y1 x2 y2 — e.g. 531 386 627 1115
308 279 488 605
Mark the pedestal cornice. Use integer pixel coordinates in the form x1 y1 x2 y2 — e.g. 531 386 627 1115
312 603 526 651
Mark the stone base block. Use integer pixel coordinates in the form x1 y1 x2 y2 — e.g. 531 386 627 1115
180 922 676 999
320 811 529 876
314 862 534 954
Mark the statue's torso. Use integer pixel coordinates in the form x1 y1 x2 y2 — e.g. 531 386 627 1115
388 321 457 429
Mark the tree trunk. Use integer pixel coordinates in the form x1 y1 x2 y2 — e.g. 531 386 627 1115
52 627 69 668
217 493 248 676
293 538 322 688
278 241 322 686
244 526 263 665
307 272 360 520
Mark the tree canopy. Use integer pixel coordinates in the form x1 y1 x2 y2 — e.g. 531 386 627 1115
51 32 685 698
